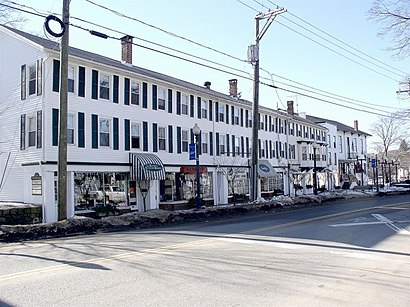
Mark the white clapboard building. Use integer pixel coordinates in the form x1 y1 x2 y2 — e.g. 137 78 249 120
0 25 351 222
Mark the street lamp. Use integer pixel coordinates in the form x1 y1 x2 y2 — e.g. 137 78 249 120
192 123 201 210
312 142 319 195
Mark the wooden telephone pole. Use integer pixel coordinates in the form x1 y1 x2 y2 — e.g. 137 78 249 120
58 0 70 220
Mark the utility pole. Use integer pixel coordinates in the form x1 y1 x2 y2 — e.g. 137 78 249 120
58 0 70 220
249 7 286 202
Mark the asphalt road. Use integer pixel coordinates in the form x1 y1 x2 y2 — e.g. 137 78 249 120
1 195 409 307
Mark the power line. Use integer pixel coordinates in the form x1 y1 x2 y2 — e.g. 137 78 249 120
84 0 248 64
264 0 407 77
2 2 401 118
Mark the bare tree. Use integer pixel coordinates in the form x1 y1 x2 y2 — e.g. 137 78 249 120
0 0 26 28
214 155 248 205
371 110 410 158
368 0 410 59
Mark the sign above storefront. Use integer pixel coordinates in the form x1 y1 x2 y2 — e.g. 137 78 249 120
180 166 208 174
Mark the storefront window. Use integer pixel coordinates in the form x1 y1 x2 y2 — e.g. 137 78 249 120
261 174 284 193
160 171 213 202
74 172 129 210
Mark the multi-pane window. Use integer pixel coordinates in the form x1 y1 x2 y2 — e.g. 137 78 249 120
28 116 36 147
289 144 296 159
234 109 239 125
260 114 264 130
279 119 284 134
247 111 252 127
333 136 336 148
353 138 357 152
328 152 332 165
181 94 188 115
99 74 110 100
158 87 166 110
338 136 343 153
68 66 75 93
99 118 110 146
219 104 224 122
302 146 308 160
28 65 36 95
201 99 207 118
131 81 140 105
182 129 188 152
67 114 74 144
360 139 364 154
260 140 265 158
158 126 166 150
201 132 208 154
131 122 141 149
219 134 225 154
235 136 240 155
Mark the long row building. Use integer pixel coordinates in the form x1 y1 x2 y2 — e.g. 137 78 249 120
0 26 371 222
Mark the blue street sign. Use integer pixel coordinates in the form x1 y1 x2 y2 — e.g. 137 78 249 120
371 159 376 168
189 143 196 160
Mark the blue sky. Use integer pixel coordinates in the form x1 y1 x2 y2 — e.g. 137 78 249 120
11 0 410 145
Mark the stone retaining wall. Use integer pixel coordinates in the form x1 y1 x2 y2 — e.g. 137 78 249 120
0 204 42 225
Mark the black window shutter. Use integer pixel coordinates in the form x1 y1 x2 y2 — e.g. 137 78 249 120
209 131 213 156
21 65 26 100
226 104 229 124
275 141 279 158
91 70 98 100
143 121 148 151
168 125 173 153
36 110 42 149
259 139 262 158
168 89 172 113
215 132 219 156
152 123 158 152
246 137 249 158
240 108 244 127
231 106 234 125
198 132 202 155
190 95 194 118
124 78 130 105
176 91 181 115
142 82 148 108
52 60 60 92
209 100 213 121
226 134 230 156
177 126 181 154
245 110 249 127
124 119 130 151
20 114 26 150
78 112 85 148
113 75 119 103
241 136 244 157
152 84 157 110
78 66 85 97
269 141 273 159
52 109 58 146
232 135 235 157
190 129 194 145
197 97 201 119
113 117 119 150
215 101 219 122
91 114 98 148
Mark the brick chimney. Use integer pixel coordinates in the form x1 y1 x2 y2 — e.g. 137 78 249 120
204 81 211 89
354 120 359 131
287 101 294 115
121 35 133 64
229 79 238 97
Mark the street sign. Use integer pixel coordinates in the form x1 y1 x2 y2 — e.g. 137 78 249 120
189 143 195 160
371 159 376 168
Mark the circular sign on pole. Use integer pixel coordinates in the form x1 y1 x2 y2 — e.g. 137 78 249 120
44 15 66 38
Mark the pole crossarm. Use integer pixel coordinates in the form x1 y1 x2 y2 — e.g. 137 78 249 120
256 8 287 41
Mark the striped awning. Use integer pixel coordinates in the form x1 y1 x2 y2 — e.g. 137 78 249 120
130 153 166 180
257 160 278 178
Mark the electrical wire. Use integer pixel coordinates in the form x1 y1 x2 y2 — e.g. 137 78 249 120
1 2 402 118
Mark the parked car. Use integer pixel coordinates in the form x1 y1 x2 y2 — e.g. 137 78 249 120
89 185 126 204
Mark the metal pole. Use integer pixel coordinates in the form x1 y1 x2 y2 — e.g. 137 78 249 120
375 156 379 192
58 0 69 221
251 18 260 202
195 135 201 210
313 147 318 195
395 163 398 183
